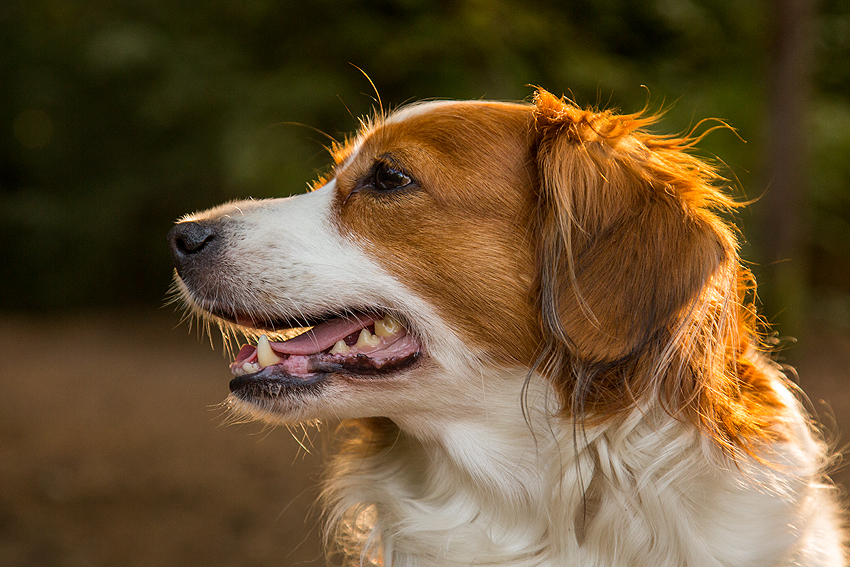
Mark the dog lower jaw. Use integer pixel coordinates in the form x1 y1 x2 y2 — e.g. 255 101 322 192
227 315 423 401
229 369 327 398
228 349 422 394
225 344 424 423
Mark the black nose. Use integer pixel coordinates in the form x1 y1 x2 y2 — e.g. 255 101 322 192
167 220 220 277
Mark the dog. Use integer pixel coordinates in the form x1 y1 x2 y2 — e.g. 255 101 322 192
168 89 845 566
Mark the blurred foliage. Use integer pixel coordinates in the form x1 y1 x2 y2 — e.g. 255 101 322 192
1 0 848 320
811 0 850 264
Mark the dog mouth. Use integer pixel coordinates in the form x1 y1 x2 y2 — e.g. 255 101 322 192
227 311 422 393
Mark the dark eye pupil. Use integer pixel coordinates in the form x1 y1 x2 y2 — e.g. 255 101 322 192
374 164 411 191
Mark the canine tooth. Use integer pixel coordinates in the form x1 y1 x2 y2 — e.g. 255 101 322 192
256 334 282 368
374 315 403 337
330 340 351 355
355 328 381 349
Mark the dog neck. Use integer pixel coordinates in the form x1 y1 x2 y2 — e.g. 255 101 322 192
320 367 825 567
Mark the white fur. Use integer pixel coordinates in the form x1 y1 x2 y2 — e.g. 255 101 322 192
323 366 844 566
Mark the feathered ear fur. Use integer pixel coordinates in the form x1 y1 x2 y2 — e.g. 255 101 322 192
534 90 727 363
531 90 780 443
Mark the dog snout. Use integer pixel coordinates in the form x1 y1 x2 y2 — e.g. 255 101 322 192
168 220 221 278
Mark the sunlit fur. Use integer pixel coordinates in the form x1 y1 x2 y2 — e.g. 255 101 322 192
173 89 845 566
532 91 783 455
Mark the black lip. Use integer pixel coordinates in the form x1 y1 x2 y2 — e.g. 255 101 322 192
229 367 329 396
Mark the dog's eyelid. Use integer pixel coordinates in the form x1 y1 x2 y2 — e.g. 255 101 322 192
366 156 418 193
374 154 410 175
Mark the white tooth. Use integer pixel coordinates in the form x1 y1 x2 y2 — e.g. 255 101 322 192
256 335 282 368
374 315 403 337
241 361 259 374
355 328 381 349
330 340 351 355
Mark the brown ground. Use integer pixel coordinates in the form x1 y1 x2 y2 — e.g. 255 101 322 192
0 311 847 567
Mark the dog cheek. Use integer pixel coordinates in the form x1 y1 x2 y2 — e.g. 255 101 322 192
339 194 540 366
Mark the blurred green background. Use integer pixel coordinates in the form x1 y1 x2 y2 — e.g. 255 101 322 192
2 0 849 331
1 1 849 566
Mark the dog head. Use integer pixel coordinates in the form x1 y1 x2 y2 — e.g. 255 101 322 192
169 89 777 447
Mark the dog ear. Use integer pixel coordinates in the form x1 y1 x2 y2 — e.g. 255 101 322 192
532 90 728 365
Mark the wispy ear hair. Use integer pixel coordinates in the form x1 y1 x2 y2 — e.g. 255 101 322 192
531 89 781 455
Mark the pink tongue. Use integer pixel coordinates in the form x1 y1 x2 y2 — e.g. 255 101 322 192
269 315 375 356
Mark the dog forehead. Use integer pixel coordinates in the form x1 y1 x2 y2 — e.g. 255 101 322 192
334 104 454 171
384 98 532 129
343 99 533 169
383 99 464 125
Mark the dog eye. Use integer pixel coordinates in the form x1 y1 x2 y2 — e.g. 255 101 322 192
373 162 414 192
